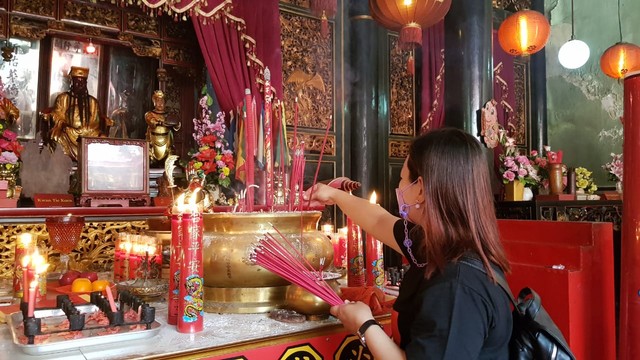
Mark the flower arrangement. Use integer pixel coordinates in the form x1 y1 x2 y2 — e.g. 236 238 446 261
602 153 623 183
187 95 235 188
528 145 563 189
498 129 540 187
575 167 598 194
0 120 21 172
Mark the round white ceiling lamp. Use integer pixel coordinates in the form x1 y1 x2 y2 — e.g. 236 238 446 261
559 39 590 69
558 0 590 69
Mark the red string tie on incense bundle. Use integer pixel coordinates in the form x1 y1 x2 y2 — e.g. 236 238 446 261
248 226 343 306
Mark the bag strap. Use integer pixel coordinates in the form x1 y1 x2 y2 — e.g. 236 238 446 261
459 256 517 308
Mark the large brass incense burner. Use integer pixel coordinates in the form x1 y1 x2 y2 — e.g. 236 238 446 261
202 211 333 313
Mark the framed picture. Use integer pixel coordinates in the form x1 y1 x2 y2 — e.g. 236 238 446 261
79 137 149 206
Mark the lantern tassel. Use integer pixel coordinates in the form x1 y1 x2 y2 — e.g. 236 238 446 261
407 53 415 76
321 11 329 37
399 23 422 50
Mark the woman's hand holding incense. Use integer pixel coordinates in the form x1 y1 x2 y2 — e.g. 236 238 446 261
330 301 374 335
303 183 340 206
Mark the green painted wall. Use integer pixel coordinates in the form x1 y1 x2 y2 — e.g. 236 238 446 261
546 0 638 185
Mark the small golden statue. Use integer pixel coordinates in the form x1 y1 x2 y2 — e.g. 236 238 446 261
145 90 180 167
43 66 112 161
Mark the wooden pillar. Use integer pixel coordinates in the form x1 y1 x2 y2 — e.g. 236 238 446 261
530 0 548 151
347 0 380 197
619 72 640 360
443 0 492 135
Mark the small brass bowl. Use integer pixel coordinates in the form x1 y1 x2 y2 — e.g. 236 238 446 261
284 272 342 320
116 279 168 302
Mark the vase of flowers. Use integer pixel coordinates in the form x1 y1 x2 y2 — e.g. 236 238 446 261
603 153 623 194
575 167 597 199
0 117 22 201
186 95 235 206
497 129 540 201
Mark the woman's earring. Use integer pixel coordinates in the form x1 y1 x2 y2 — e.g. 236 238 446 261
415 203 420 209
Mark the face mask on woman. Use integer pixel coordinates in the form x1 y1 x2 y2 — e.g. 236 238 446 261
395 179 419 220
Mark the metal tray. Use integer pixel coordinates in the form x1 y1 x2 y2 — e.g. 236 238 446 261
8 305 161 355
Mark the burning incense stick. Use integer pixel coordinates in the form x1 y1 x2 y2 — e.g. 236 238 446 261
307 116 333 208
248 231 343 306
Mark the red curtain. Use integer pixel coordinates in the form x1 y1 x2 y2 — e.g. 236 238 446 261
192 0 283 114
420 20 445 133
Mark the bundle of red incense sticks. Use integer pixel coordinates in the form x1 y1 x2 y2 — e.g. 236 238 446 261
249 229 343 307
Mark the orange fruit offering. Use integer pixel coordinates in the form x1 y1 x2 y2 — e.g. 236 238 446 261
71 278 92 292
91 280 110 292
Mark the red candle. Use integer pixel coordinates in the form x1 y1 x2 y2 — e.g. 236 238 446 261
347 216 365 287
365 192 385 288
177 207 204 333
337 229 347 268
105 285 117 312
366 232 385 288
27 280 36 317
21 255 30 301
168 213 182 325
14 233 34 299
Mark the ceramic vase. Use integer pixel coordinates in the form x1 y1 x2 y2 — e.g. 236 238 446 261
505 180 525 201
548 163 564 195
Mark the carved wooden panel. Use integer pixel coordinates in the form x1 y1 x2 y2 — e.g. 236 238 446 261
12 0 56 18
0 0 6 11
280 10 333 130
280 0 309 8
125 11 160 37
62 1 120 30
0 13 6 39
492 0 531 10
287 132 336 156
513 60 529 146
162 41 196 66
389 35 415 136
388 139 410 159
10 16 47 40
0 221 148 278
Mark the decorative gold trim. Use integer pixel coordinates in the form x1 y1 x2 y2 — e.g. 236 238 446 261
421 48 445 134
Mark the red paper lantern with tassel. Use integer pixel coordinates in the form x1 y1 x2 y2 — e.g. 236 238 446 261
497 10 550 56
369 0 452 74
600 42 640 80
310 0 337 38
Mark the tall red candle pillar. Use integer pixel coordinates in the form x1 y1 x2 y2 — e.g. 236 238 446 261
177 211 204 333
620 72 640 360
365 192 385 288
168 214 182 325
365 232 384 289
346 217 365 287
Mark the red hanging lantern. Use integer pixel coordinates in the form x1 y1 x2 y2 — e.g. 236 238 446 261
310 0 338 37
369 0 452 74
600 42 640 80
497 10 550 56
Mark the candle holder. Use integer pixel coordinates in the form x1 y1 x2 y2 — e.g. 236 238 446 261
22 316 41 345
46 215 85 274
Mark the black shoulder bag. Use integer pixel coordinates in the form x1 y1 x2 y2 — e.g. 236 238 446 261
461 258 576 360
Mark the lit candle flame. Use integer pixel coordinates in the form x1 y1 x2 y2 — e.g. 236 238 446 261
175 193 186 214
21 255 30 267
18 233 32 246
369 191 377 204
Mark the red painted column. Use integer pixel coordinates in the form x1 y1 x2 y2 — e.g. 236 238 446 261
620 72 640 359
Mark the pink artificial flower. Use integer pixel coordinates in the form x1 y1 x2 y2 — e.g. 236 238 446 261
530 150 538 157
518 168 528 177
2 129 16 141
503 171 516 182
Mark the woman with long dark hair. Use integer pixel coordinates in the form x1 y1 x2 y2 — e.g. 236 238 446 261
304 128 512 359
